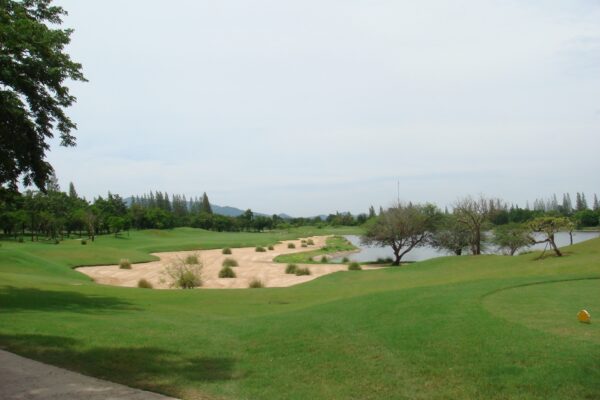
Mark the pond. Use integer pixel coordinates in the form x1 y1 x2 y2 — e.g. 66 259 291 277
333 231 600 263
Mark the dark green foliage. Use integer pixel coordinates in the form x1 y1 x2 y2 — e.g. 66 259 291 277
80 239 87 245
255 246 266 252
288 243 296 249
218 266 236 278
320 255 328 263
295 267 311 276
0 0 86 190
248 278 264 288
268 245 274 250
222 258 238 267
492 223 532 256
342 256 349 263
285 264 298 274
222 248 232 255
307 239 314 245
301 243 307 247
137 279 153 289
348 262 362 271
118 259 131 269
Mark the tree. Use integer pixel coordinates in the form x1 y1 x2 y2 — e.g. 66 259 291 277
68 182 78 199
593 194 599 212
430 214 471 256
492 223 532 256
361 203 439 266
453 196 495 255
200 192 213 214
528 216 570 257
0 0 86 191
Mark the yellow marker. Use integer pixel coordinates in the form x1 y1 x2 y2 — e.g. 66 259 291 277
578 310 591 324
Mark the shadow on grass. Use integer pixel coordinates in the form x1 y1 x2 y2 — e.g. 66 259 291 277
0 286 139 314
0 333 237 397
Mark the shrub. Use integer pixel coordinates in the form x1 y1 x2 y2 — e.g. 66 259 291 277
301 243 307 248
301 239 307 244
342 256 349 263
320 255 328 263
307 239 314 245
137 278 153 289
222 258 238 267
295 267 311 276
219 266 236 278
255 246 266 252
185 254 199 265
288 243 296 249
164 259 203 289
268 245 274 250
285 264 298 274
119 259 131 269
80 239 87 245
248 278 264 288
222 248 232 255
348 262 362 271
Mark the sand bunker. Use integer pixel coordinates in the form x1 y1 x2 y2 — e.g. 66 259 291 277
76 236 363 289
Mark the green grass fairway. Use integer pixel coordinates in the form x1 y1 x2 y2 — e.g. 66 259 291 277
1 228 599 400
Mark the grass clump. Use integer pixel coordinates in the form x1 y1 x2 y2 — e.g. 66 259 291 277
268 245 274 250
255 246 266 252
164 259 202 289
219 266 236 278
222 258 238 267
301 243 307 248
307 239 314 245
222 248 232 255
185 254 199 265
119 259 131 269
137 278 153 289
285 264 298 274
288 243 296 249
342 256 349 263
248 278 264 288
320 255 328 263
295 267 311 276
348 262 362 271
80 239 87 245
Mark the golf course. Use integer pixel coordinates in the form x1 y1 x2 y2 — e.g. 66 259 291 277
0 227 599 400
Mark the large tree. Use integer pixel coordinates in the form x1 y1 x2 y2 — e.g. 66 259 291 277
453 196 496 255
528 216 570 257
0 0 86 191
362 203 439 266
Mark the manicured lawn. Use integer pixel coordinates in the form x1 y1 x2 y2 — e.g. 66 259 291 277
0 227 599 399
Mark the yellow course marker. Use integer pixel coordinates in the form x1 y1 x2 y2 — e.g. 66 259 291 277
578 310 591 324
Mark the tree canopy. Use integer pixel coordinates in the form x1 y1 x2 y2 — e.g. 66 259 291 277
0 0 86 191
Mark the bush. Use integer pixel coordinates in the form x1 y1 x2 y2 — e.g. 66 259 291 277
342 256 349 263
222 248 232 255
185 254 199 265
348 262 362 271
219 266 236 278
119 259 131 269
285 264 298 274
301 239 307 244
295 267 311 276
222 258 238 267
80 239 87 245
301 243 307 247
248 278 264 288
164 259 203 289
137 278 153 289
307 239 314 245
320 255 328 263
268 245 274 250
255 246 266 252
288 243 296 249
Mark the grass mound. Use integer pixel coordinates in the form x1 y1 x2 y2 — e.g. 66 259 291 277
295 267 311 276
248 278 264 288
255 246 266 252
285 264 298 274
119 259 131 269
222 258 238 267
137 278 153 289
222 248 232 255
218 266 236 278
348 262 362 271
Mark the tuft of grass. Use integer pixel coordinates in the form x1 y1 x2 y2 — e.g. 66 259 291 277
285 264 298 274
320 255 328 263
301 243 308 248
80 239 87 245
222 248 232 255
218 266 236 278
275 235 357 265
301 239 307 244
222 258 238 267
164 259 202 289
348 262 362 271
137 278 153 289
342 256 349 263
307 239 314 245
185 254 199 265
295 267 311 276
288 243 296 249
248 278 264 288
268 245 274 250
119 259 131 269
255 246 266 252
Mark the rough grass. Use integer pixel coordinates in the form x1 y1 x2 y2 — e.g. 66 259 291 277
222 258 238 268
255 246 266 252
348 262 362 271
295 267 311 276
285 264 298 274
1 227 599 400
275 236 357 264
184 254 199 265
118 258 131 269
218 266 236 278
248 278 264 288
137 278 153 289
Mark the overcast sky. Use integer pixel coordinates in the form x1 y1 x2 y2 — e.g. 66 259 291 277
49 0 599 216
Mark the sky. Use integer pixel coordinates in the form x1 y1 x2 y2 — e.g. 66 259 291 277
48 0 600 216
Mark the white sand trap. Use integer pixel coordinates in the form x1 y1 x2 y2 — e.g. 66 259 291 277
76 236 366 289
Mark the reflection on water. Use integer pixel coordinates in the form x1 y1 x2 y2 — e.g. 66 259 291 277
334 231 600 263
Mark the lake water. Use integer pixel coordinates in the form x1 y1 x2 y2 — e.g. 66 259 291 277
333 231 600 263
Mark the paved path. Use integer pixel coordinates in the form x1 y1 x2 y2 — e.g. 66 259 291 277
0 350 178 400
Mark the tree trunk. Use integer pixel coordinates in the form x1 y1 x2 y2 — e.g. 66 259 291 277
549 235 562 257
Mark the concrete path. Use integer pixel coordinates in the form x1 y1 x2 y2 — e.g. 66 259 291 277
0 350 178 400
